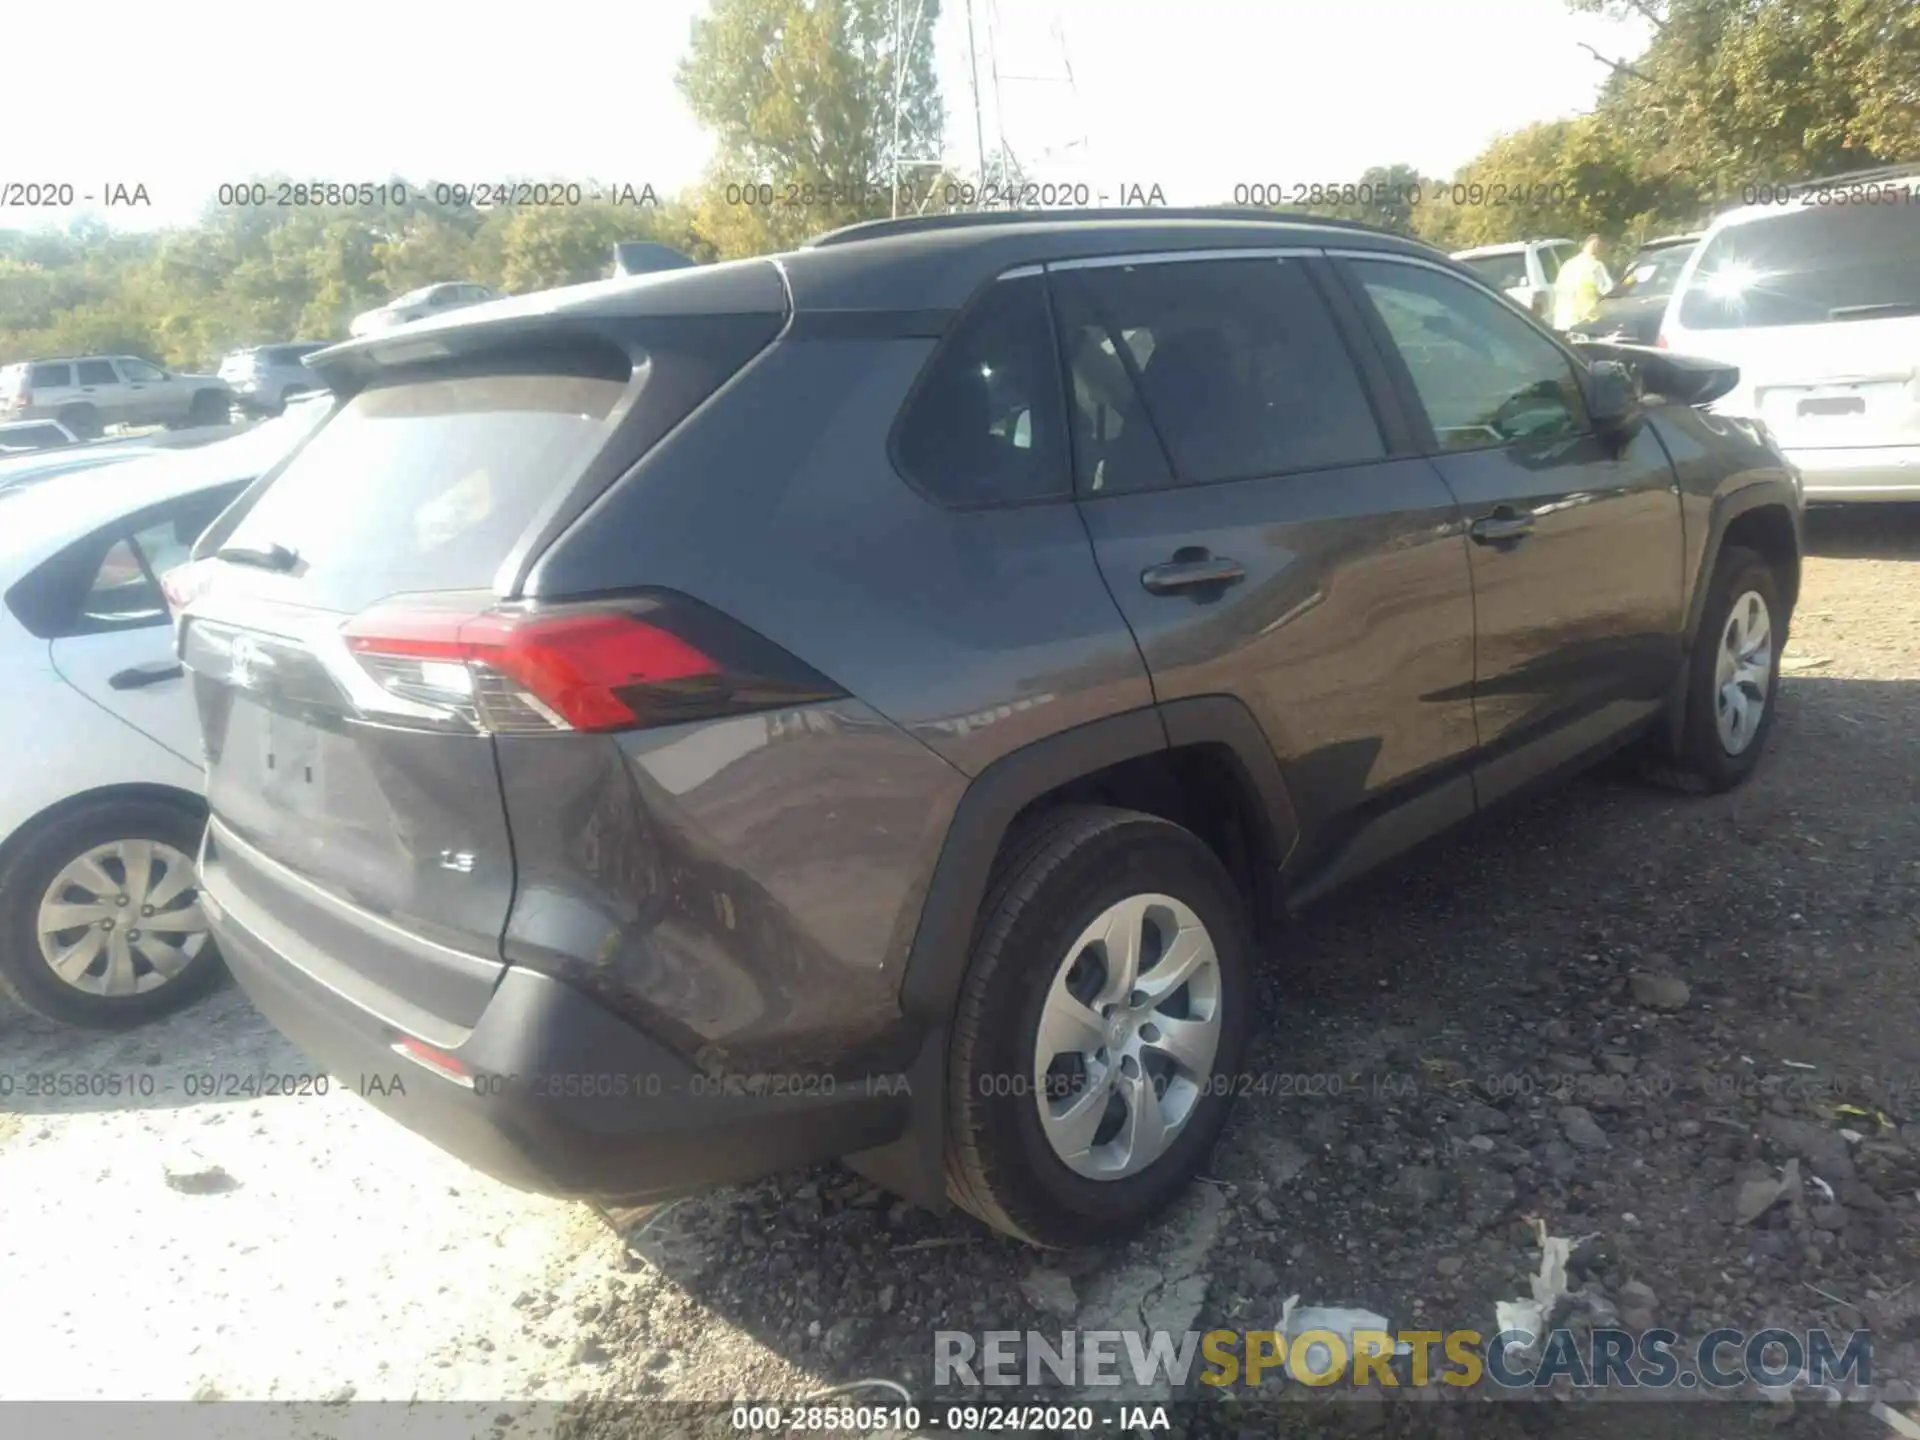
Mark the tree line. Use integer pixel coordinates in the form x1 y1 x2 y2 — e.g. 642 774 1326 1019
2 0 1913 371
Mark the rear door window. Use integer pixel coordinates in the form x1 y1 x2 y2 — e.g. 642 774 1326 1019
894 273 1070 505
1678 203 1920 329
75 360 119 385
1050 256 1386 493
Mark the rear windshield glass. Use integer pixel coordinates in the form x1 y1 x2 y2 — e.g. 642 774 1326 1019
219 367 627 612
1678 204 1920 330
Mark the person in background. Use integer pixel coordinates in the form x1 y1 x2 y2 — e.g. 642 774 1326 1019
1553 234 1615 332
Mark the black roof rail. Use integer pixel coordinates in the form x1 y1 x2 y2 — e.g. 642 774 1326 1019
803 207 1406 248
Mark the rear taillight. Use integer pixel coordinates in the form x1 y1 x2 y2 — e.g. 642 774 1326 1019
4 388 28 411
340 592 844 735
161 559 219 614
1653 331 1669 349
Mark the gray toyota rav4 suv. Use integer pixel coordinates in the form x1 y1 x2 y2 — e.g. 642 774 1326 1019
172 210 1802 1247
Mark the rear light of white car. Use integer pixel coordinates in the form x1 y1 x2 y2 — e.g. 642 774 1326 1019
3 387 27 411
339 593 846 736
161 559 219 616
1654 331 1670 349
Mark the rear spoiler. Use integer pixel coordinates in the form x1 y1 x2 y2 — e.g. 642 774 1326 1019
1569 339 1739 409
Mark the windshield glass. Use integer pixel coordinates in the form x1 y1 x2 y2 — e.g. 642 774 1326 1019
1677 205 1920 329
1610 242 1698 297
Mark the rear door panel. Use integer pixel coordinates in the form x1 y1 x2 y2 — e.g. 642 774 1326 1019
1050 251 1479 883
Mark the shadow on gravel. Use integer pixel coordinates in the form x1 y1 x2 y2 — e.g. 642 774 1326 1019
1805 503 1920 559
0 981 316 1118
589 671 1920 1415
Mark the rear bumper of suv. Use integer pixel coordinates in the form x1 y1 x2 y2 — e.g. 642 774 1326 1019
203 829 911 1204
1786 444 1920 501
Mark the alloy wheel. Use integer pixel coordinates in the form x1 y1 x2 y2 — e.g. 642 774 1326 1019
1713 589 1773 756
35 840 209 998
1033 892 1223 1180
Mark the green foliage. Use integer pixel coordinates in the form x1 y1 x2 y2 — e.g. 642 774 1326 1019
677 0 944 255
0 178 707 369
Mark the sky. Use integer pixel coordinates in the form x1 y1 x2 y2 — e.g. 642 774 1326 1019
4 0 1651 233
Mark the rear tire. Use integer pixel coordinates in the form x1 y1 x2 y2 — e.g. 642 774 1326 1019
57 403 101 441
945 805 1253 1247
183 390 230 428
1649 545 1786 793
0 798 224 1028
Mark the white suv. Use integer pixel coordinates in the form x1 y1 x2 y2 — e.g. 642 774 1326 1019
0 356 233 440
1660 169 1920 501
1451 238 1577 320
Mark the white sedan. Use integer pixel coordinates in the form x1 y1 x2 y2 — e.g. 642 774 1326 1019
0 399 330 1027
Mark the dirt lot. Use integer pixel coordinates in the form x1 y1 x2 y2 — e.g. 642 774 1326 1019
3 506 1917 1435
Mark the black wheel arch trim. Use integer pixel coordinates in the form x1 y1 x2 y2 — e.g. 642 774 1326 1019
1663 476 1802 754
1684 476 1802 649
896 696 1298 1026
0 783 206 876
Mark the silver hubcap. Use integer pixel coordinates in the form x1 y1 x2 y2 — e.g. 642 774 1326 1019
1034 893 1223 1180
1713 589 1773 756
36 840 208 997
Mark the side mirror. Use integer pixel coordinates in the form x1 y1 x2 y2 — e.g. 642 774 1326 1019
1586 359 1639 429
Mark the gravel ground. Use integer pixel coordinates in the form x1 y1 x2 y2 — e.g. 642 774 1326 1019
3 506 1917 1437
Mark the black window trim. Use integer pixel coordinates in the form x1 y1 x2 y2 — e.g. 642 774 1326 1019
1327 248 1599 458
884 265 1079 513
1044 247 1411 500
7 483 250 640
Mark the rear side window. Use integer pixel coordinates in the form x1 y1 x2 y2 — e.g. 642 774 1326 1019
1051 257 1385 493
1678 204 1920 330
894 273 1070 505
215 317 778 612
29 363 73 387
0 423 70 449
8 484 246 638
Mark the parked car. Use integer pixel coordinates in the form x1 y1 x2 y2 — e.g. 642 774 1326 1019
1573 233 1705 344
0 356 233 440
348 283 499 337
612 242 698 278
218 343 330 415
1450 237 1578 320
0 443 161 494
1659 166 1920 502
0 419 79 454
0 395 334 1027
173 210 1800 1245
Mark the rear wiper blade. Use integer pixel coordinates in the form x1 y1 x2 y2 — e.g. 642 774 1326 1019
1828 302 1920 321
215 542 300 572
